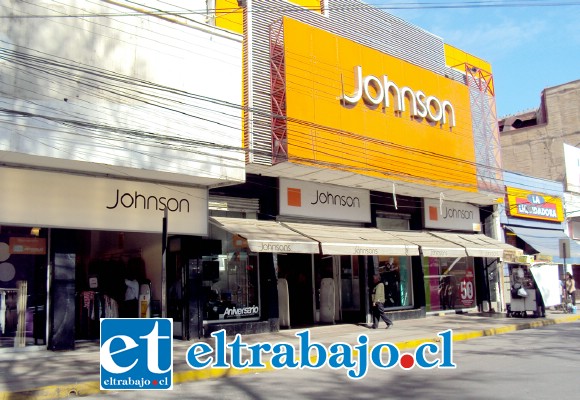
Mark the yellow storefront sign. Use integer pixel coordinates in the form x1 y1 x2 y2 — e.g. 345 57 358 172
282 17 477 192
506 187 564 222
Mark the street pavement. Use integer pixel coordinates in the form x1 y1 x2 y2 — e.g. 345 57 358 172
1 310 579 400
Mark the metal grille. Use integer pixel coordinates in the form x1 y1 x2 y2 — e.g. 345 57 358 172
270 19 288 164
462 64 503 194
209 195 260 212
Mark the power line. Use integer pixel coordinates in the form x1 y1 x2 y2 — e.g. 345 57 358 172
2 0 579 18
1 44 570 199
0 8 574 205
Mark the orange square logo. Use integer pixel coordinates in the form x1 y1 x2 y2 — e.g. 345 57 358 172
287 188 301 207
429 206 438 221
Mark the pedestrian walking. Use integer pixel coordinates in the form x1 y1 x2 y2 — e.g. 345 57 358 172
565 272 576 306
371 274 393 329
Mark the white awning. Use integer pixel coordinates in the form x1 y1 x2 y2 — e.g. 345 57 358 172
209 217 520 259
281 222 421 256
209 217 319 253
469 233 523 260
390 231 467 258
429 232 511 258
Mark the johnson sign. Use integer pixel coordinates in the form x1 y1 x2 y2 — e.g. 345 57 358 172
341 66 456 128
279 178 371 223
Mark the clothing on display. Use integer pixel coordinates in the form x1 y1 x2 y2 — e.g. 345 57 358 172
0 289 19 336
77 291 119 339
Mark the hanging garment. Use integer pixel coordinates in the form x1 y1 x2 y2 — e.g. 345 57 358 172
4 292 18 334
0 291 6 335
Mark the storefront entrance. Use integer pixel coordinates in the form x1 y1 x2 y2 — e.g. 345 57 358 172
277 253 314 327
423 256 477 312
0 227 48 349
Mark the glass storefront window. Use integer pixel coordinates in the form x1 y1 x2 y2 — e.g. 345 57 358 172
375 256 413 309
423 257 476 311
0 227 48 348
340 256 360 310
203 248 260 323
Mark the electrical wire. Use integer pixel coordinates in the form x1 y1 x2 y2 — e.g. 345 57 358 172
0 47 560 202
0 1 572 212
2 0 579 18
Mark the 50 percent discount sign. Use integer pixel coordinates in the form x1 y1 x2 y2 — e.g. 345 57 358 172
460 278 475 307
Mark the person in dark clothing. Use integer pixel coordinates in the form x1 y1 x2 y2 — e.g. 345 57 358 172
565 272 576 306
371 274 393 329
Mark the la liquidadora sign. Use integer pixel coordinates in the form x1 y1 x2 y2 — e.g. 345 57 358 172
186 329 456 379
506 187 564 223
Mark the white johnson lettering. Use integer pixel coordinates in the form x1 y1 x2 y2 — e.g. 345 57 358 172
341 65 456 128
106 189 190 213
310 189 361 208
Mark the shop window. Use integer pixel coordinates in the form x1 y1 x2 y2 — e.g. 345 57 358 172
340 256 360 310
204 250 259 323
375 256 413 309
423 257 476 311
0 227 48 348
571 220 580 240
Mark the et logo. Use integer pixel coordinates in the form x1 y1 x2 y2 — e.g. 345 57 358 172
100 318 173 390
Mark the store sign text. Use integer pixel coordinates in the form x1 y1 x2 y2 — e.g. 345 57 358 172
311 190 361 208
441 206 474 220
516 203 557 219
354 247 379 255
507 187 563 222
224 306 259 317
527 194 545 204
340 66 456 128
106 189 190 213
428 250 450 257
258 243 293 252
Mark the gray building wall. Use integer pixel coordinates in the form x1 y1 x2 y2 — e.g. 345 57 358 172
499 80 580 183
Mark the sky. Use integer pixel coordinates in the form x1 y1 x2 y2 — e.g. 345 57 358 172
365 0 580 118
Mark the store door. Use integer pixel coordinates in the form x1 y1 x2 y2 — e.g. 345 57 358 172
340 255 365 322
314 254 336 323
167 236 221 340
0 229 48 349
277 254 314 327
49 253 76 350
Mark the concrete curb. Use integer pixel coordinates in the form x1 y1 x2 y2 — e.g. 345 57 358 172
3 314 579 400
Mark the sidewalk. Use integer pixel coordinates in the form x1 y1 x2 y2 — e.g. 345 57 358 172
1 310 579 400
